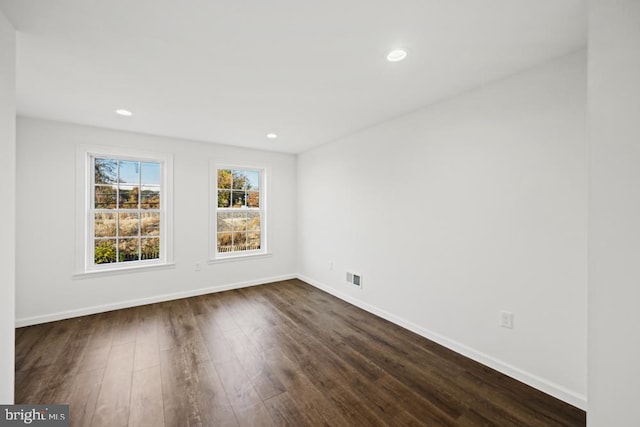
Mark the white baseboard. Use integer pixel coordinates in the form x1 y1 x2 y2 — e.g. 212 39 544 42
15 274 296 328
296 274 587 411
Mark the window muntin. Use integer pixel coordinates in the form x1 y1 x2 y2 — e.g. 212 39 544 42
215 168 264 256
90 156 163 267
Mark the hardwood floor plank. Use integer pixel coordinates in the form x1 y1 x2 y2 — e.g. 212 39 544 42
262 347 350 426
133 335 160 372
263 392 315 427
14 280 586 426
269 320 418 427
14 323 53 370
91 342 135 427
39 316 98 404
15 318 75 372
133 306 160 372
374 373 459 426
194 313 236 364
158 299 209 363
263 284 473 420
221 326 262 359
214 356 277 427
14 365 52 403
455 369 571 426
159 346 204 426
160 345 237 427
196 293 240 332
77 346 111 374
135 303 160 341
128 365 165 427
215 358 264 412
112 307 139 346
66 367 104 427
85 311 117 351
235 349 286 401
234 401 276 427
276 321 450 426
194 361 238 427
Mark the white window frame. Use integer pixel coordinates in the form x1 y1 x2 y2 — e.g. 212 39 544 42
75 145 174 276
210 162 268 261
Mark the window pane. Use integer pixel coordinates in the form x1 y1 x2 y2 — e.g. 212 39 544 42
232 170 259 190
217 169 232 189
247 212 260 231
233 231 247 250
141 238 160 260
217 232 232 253
95 186 117 209
119 238 139 262
95 158 117 184
231 191 246 208
248 230 261 250
141 188 160 209
247 191 259 208
90 155 165 268
141 212 160 236
232 171 248 190
218 190 230 208
95 239 116 264
214 167 262 257
95 213 116 237
217 212 232 232
141 162 161 186
119 160 140 185
119 213 140 237
232 212 247 232
244 170 260 191
119 186 139 208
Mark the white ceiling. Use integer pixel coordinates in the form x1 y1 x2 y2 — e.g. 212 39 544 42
0 0 585 153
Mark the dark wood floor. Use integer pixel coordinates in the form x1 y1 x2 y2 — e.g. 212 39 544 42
15 279 585 426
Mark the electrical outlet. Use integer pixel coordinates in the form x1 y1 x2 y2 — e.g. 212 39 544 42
329 261 334 271
195 263 201 272
500 311 514 329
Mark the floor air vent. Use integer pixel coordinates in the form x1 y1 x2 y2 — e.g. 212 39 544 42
346 272 362 288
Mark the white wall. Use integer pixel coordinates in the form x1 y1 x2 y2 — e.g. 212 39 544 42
588 1 640 425
298 52 587 407
15 118 297 325
0 9 16 404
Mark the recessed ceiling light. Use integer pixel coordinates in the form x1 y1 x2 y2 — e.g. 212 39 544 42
386 49 407 62
114 109 133 116
266 133 278 139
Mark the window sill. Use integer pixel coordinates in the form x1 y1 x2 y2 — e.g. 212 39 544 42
209 252 272 264
73 262 176 279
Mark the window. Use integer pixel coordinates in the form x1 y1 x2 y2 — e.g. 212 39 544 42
77 147 173 274
213 166 265 258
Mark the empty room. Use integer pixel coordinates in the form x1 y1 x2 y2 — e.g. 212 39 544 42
0 1 638 426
